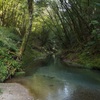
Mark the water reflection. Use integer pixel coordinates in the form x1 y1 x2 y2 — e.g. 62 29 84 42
6 56 100 100
29 75 75 100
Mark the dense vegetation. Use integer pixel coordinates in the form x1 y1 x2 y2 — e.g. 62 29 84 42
0 27 21 82
0 0 100 82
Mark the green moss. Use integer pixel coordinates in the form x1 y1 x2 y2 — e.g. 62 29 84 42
78 53 100 69
65 51 100 69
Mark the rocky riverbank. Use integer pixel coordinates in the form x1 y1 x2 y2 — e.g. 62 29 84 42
0 83 34 100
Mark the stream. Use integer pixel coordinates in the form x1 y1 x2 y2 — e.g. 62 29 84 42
7 55 100 100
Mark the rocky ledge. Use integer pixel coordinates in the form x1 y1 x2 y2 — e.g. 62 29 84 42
0 83 34 100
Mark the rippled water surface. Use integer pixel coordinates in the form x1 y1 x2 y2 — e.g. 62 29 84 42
7 57 100 100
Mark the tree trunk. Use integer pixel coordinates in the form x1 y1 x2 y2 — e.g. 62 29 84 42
19 0 33 57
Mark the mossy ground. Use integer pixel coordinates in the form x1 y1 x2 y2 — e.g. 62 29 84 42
62 49 100 70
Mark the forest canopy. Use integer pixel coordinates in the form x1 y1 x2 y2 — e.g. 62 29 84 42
0 0 100 82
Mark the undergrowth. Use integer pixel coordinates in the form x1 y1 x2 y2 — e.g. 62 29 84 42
0 27 21 82
65 50 100 69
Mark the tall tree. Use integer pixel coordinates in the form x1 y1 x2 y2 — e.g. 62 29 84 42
19 0 33 57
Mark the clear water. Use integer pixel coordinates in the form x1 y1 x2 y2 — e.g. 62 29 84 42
7 56 100 100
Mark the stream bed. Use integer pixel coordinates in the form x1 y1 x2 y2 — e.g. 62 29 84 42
7 56 100 100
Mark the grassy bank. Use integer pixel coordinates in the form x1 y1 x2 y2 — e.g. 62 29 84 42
61 50 100 70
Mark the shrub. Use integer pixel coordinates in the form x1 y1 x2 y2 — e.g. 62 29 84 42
0 27 21 82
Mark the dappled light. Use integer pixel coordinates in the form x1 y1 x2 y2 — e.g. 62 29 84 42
0 0 100 100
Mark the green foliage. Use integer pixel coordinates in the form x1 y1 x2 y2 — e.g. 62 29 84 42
0 0 99 73
32 0 99 69
66 51 100 69
78 52 100 69
0 27 21 82
0 0 28 36
39 0 100 52
0 27 20 50
86 20 100 53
